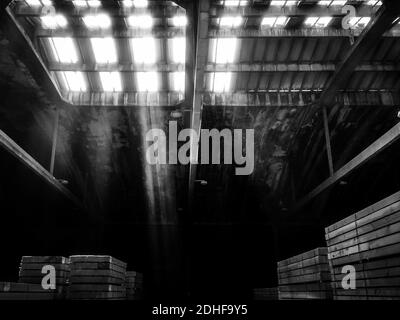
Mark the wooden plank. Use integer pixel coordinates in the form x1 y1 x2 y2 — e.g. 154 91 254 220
327 209 400 246
278 255 328 273
278 248 327 267
279 264 330 280
330 242 400 266
70 255 127 269
69 276 125 285
332 277 400 288
328 232 400 260
326 200 400 240
328 222 400 254
69 284 125 292
70 269 125 280
278 272 331 285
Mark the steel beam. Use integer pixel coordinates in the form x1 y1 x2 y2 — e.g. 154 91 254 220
294 121 400 210
0 129 81 208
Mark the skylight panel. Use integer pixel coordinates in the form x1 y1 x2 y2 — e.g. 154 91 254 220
223 0 248 6
318 0 346 6
304 16 332 27
270 1 299 7
131 37 156 64
48 37 78 63
349 17 371 28
41 14 68 29
99 72 122 92
219 16 243 28
212 38 237 64
172 16 188 27
73 0 101 8
83 14 111 29
122 0 149 7
136 72 159 92
210 72 232 92
127 15 154 29
26 0 52 6
366 0 382 7
60 72 87 91
261 16 289 28
90 38 118 64
171 37 186 64
171 72 185 92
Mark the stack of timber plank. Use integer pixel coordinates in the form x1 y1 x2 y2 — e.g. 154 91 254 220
0 282 62 300
68 255 127 300
326 191 400 300
277 248 332 300
0 256 70 300
125 271 143 300
253 288 278 300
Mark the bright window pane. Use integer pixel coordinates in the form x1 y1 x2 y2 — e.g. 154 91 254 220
131 37 156 64
137 72 159 92
127 15 154 29
83 14 112 29
171 37 186 64
213 38 237 64
220 16 243 28
99 72 122 91
49 37 78 63
91 38 118 64
61 71 86 91
171 72 185 92
210 72 232 92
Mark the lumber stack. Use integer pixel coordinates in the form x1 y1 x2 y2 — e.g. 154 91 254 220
253 288 278 300
326 191 400 300
125 271 143 300
18 256 70 286
68 255 127 300
277 248 332 300
0 282 63 300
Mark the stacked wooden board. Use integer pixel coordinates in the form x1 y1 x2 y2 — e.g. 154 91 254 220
253 288 278 300
125 271 143 300
0 282 62 300
326 191 400 300
277 248 332 300
0 256 70 300
68 255 127 300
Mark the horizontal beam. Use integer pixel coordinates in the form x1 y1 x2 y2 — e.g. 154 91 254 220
58 91 400 107
48 62 185 72
0 129 82 208
294 121 400 210
63 91 185 106
208 28 400 38
202 91 399 107
205 63 400 73
13 2 184 18
211 5 377 17
36 27 185 38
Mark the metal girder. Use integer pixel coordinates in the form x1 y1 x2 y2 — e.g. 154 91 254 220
0 128 82 208
319 2 400 107
209 28 400 38
294 121 400 211
36 27 185 38
205 63 400 73
188 0 210 207
13 2 183 18
211 4 378 17
202 91 399 107
1 7 67 105
62 91 184 107
48 62 185 72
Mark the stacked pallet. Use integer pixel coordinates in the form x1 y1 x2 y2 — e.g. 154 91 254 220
277 248 332 300
0 282 62 300
125 271 143 300
253 288 278 300
326 191 400 300
68 255 127 300
18 256 70 287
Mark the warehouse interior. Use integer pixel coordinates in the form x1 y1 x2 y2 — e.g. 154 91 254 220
0 0 399 300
